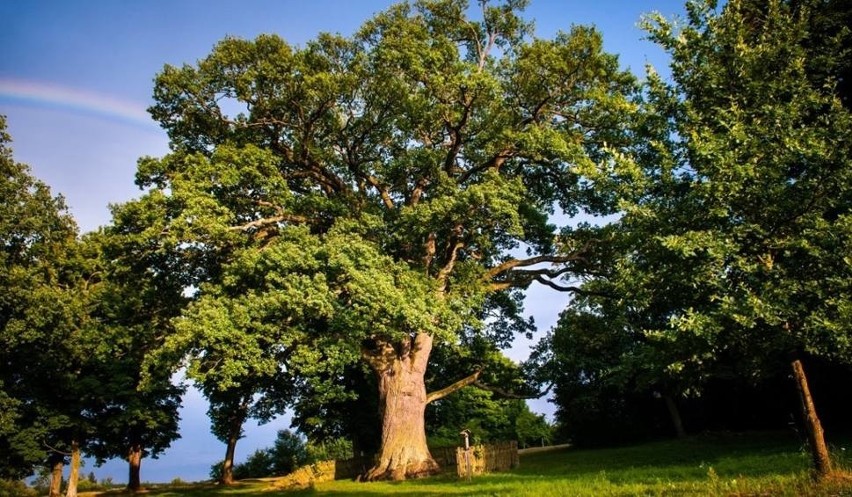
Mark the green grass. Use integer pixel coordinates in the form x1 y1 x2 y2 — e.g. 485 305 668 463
86 431 852 497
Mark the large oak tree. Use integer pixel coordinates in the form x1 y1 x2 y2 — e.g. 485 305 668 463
141 0 635 480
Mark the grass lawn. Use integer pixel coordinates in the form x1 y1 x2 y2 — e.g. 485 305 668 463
86 431 852 496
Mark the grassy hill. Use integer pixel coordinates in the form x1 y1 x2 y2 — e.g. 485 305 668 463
83 431 852 496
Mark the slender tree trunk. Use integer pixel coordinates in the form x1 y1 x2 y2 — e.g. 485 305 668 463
662 394 686 439
215 399 248 485
791 358 833 477
48 453 64 497
219 429 240 485
65 439 81 497
127 442 143 491
362 334 440 481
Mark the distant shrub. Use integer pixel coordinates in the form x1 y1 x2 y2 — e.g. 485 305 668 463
77 476 115 492
306 438 354 463
233 449 275 479
269 430 308 475
0 479 36 497
209 461 224 481
211 432 356 481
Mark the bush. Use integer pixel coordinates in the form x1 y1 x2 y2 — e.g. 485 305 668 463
268 430 307 475
209 432 361 483
210 430 312 480
233 449 274 479
0 479 36 497
209 461 224 481
306 438 354 463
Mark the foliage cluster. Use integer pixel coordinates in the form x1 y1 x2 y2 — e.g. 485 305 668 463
530 0 852 464
0 115 184 492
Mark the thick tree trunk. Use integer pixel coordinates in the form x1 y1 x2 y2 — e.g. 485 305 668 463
65 439 81 497
220 429 240 485
48 453 64 497
662 394 687 439
362 334 440 481
791 358 832 477
127 442 143 491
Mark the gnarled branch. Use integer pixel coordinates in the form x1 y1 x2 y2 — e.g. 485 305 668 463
410 177 430 206
483 251 587 282
426 369 481 404
531 276 612 297
458 150 512 184
229 214 309 232
436 239 465 294
362 173 395 210
473 380 553 400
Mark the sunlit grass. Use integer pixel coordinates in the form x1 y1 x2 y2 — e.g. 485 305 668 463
85 431 852 496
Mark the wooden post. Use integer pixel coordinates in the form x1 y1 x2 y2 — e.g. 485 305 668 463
791 358 832 476
460 429 472 481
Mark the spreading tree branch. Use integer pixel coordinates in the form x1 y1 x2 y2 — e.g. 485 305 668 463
458 150 512 184
361 173 395 210
426 369 481 404
43 441 72 457
531 276 613 297
483 251 587 282
426 369 551 402
229 214 310 232
436 237 465 293
473 380 553 400
409 177 430 206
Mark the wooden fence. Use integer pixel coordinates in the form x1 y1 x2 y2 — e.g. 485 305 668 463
432 445 459 472
455 441 520 478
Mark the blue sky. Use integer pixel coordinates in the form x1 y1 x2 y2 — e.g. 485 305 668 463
1 0 688 485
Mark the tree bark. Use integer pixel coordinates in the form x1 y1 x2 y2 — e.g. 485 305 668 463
216 399 248 485
662 394 686 439
791 358 833 477
65 439 81 497
362 334 440 481
48 453 64 497
127 442 143 491
220 425 240 485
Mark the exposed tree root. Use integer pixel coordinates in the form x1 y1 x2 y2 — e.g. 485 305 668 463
363 457 441 481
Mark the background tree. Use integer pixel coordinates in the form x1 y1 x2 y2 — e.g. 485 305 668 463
82 225 185 492
142 0 636 480
0 115 79 482
290 363 381 459
589 0 852 477
209 429 308 480
0 116 109 497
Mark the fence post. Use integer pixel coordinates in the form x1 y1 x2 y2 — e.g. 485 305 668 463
459 429 472 481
